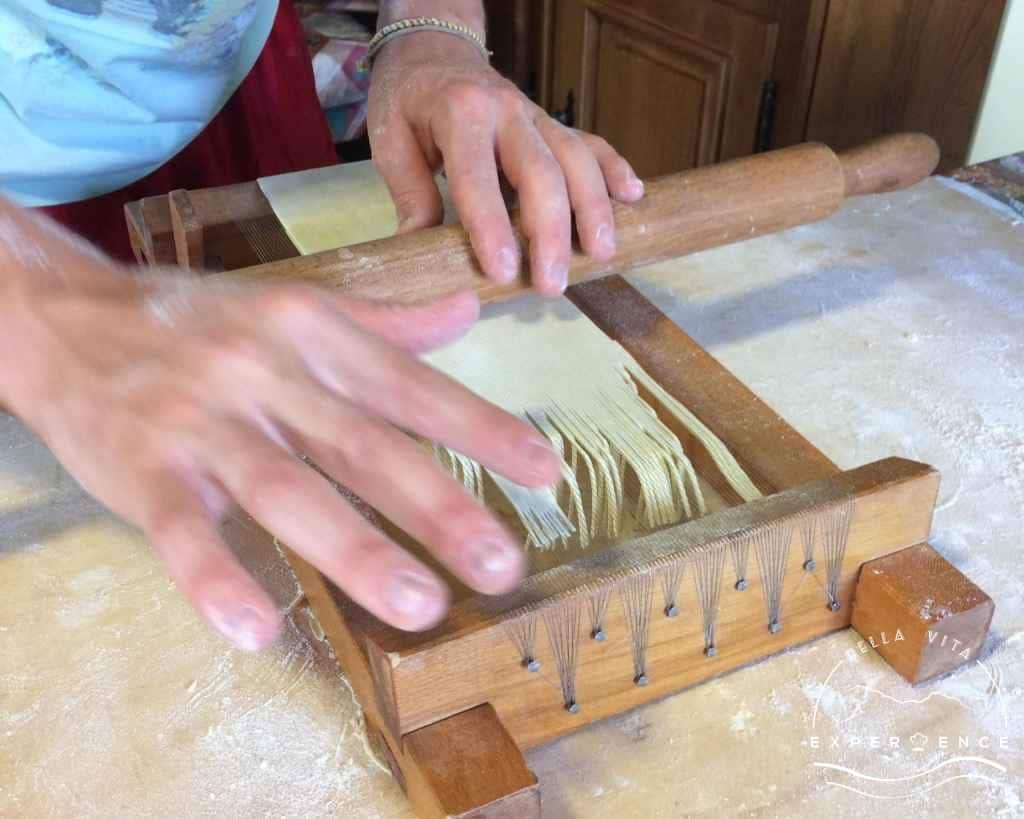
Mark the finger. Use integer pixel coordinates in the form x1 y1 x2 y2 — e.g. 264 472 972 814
301 420 525 595
433 109 521 284
140 470 281 651
496 116 572 296
267 302 561 487
536 118 616 260
251 287 561 487
576 131 645 203
372 120 445 233
282 347 560 491
332 290 480 353
207 422 449 631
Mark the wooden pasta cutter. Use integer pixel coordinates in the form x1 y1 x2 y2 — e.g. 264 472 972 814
126 133 994 818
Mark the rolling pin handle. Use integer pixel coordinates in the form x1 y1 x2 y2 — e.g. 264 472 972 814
836 133 941 198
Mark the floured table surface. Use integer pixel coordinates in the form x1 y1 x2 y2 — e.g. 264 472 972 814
3 178 1023 818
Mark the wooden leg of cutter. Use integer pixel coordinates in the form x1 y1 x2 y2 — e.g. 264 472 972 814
282 545 540 818
368 704 540 819
168 189 205 272
851 542 994 683
125 196 179 266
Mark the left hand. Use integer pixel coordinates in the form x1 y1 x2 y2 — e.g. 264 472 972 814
367 28 645 296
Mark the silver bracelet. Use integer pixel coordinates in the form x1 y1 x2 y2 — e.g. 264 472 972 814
362 17 491 70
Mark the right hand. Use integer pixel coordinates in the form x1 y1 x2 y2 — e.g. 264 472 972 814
1 225 561 650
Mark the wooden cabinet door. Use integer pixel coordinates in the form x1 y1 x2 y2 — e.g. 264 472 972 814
547 0 779 177
806 0 1007 170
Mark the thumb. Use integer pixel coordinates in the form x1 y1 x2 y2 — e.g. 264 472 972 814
333 290 480 353
372 122 445 234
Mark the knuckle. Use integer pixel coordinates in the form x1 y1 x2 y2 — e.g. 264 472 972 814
323 531 387 580
579 188 614 217
204 332 264 378
444 80 495 117
392 191 425 215
389 374 441 431
152 392 205 431
372 147 404 177
420 495 487 550
257 285 326 328
588 134 612 154
337 422 392 469
146 504 199 549
530 184 571 223
462 209 508 239
525 148 566 187
494 83 527 113
236 463 300 512
548 122 584 150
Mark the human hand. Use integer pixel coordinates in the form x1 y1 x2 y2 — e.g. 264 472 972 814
1 227 561 650
367 16 645 297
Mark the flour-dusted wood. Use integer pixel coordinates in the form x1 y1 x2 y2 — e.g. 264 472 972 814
207 134 939 306
567 276 839 494
351 458 940 747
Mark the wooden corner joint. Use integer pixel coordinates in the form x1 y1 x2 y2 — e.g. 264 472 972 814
370 703 539 819
851 542 994 684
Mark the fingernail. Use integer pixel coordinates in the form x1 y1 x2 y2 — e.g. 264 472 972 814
626 175 645 199
206 602 276 652
543 258 569 295
470 539 520 577
496 245 519 283
595 223 616 257
387 570 445 624
397 210 416 231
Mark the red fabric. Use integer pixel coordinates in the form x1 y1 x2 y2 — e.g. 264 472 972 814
39 0 338 262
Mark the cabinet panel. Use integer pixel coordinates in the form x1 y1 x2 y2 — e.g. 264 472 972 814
549 0 778 176
806 0 1007 169
584 11 728 175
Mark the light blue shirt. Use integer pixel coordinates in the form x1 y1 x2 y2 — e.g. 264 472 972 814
0 0 278 206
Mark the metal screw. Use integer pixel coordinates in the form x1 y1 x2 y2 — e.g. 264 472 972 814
664 604 679 618
735 578 749 591
525 658 541 673
803 559 817 572
565 700 580 714
634 673 649 687
591 627 607 642
769 620 782 634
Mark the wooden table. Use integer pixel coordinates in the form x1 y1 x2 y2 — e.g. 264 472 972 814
2 169 1022 817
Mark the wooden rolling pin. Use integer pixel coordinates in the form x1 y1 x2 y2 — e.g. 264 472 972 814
224 133 940 304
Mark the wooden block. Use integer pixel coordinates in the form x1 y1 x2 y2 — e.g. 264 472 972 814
851 542 994 683
285 543 540 817
404 705 540 819
367 705 540 819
